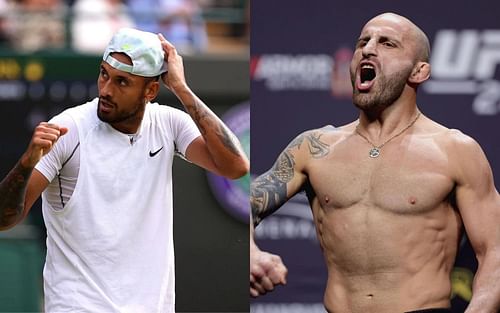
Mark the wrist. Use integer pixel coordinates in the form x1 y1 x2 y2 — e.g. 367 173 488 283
250 235 260 252
172 83 192 98
19 152 38 170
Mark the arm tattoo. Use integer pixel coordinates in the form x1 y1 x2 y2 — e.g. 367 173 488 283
183 98 210 135
287 135 305 150
0 162 32 228
251 130 331 226
288 131 330 159
215 123 241 156
185 98 241 156
273 151 295 182
306 132 330 158
251 151 295 226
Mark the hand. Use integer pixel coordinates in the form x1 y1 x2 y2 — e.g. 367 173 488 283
21 122 68 168
250 243 288 297
157 33 189 95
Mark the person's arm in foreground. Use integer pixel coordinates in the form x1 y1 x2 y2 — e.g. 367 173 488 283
158 34 248 179
0 123 67 230
250 130 329 296
452 132 500 313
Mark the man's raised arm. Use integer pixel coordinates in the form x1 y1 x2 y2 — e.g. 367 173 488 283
0 123 67 230
158 34 249 179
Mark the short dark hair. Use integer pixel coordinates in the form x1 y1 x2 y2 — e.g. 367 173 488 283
144 75 160 86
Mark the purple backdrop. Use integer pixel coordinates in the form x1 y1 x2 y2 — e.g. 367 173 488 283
251 1 500 312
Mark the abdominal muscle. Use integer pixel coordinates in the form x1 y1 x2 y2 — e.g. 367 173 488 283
311 200 461 313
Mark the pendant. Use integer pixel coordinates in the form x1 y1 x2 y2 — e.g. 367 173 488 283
369 147 380 158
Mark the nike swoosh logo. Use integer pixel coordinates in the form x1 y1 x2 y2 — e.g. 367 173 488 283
149 146 163 157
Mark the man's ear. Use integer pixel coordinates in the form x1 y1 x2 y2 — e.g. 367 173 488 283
144 81 160 103
409 62 431 84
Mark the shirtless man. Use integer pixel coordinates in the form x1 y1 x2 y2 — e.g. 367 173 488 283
250 13 500 313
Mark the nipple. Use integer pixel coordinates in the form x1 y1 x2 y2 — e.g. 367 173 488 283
408 196 417 205
325 196 330 204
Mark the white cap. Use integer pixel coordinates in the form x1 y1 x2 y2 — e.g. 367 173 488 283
103 28 167 77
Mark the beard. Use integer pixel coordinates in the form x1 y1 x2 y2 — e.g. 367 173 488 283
97 96 144 125
351 65 413 111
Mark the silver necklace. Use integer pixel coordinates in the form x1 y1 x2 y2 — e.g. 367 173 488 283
355 112 421 158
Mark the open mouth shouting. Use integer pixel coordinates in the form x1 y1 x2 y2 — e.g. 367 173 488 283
356 61 377 92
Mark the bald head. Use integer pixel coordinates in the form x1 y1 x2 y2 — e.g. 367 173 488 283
365 12 430 62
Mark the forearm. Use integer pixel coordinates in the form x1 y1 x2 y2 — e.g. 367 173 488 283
175 86 248 178
465 251 500 313
0 159 33 230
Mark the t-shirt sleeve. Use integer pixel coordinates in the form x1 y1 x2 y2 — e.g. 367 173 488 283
34 113 79 183
169 108 201 156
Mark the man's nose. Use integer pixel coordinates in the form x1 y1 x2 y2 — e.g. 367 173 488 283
362 39 377 58
100 80 113 98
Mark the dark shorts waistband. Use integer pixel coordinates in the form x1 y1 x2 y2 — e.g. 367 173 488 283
405 308 451 313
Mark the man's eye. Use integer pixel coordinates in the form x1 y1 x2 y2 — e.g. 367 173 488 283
357 40 367 48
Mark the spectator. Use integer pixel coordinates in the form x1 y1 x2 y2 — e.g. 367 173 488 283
8 0 67 51
0 0 9 46
128 0 208 54
71 0 135 54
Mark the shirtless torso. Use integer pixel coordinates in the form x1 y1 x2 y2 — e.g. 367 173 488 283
251 115 474 312
301 117 461 312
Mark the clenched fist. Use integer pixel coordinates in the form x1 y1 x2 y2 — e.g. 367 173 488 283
21 122 68 168
250 241 288 297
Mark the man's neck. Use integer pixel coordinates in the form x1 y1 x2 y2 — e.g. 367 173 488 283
357 103 419 142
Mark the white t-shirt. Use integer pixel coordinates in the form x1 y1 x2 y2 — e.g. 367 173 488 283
35 98 200 313
36 113 79 211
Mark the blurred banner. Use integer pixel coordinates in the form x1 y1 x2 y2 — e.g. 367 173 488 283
251 1 500 312
0 52 249 312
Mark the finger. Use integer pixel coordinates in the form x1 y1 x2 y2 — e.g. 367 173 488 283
38 123 66 137
158 33 167 43
250 286 260 298
32 138 55 150
250 264 265 279
37 131 60 141
40 122 62 130
268 267 288 285
259 276 275 292
251 281 266 295
158 33 175 50
157 34 178 62
37 125 60 136
281 266 288 284
59 127 68 136
258 255 286 285
281 273 287 285
277 265 288 285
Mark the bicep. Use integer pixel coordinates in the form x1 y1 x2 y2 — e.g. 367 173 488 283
251 148 307 226
457 183 500 257
184 136 222 174
454 137 500 258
